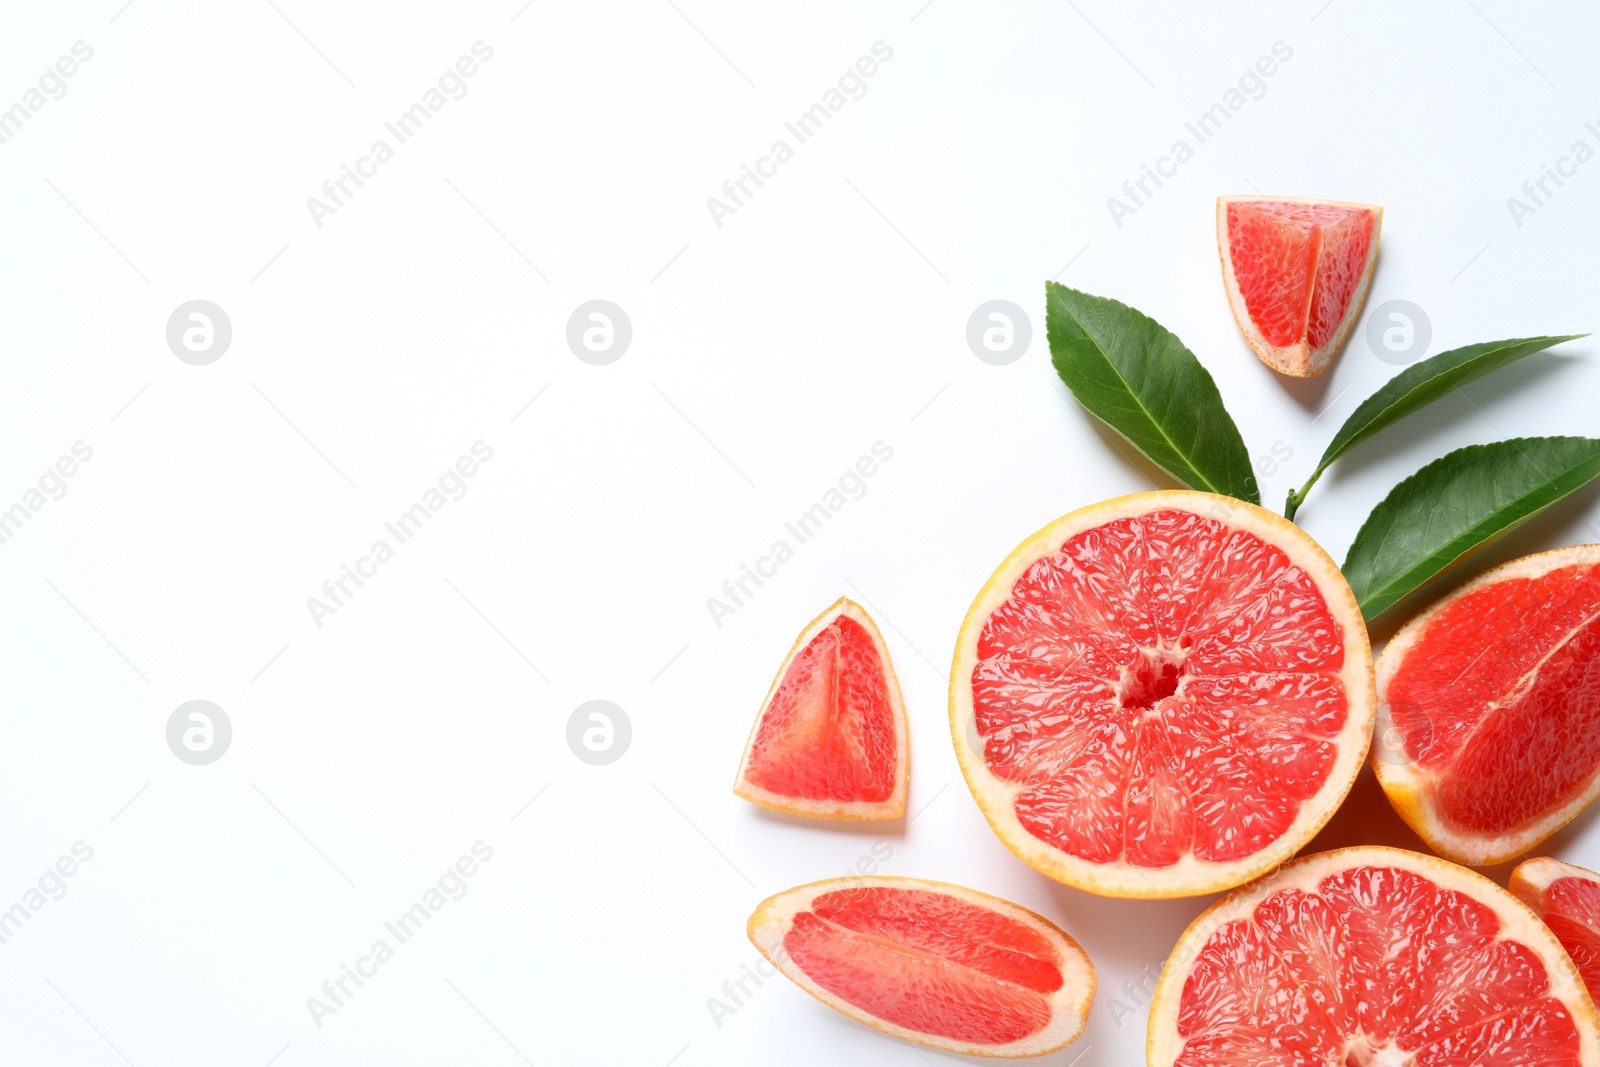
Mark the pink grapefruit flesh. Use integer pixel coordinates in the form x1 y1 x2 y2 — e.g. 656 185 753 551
734 597 908 820
1375 545 1600 865
950 491 1375 898
1217 195 1381 377
748 876 1095 1057
1149 847 1600 1066
1512 857 1600 1003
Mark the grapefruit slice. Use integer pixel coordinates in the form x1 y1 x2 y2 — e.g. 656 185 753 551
950 490 1375 898
747 876 1095 1057
734 597 908 820
1374 545 1600 866
1512 857 1600 1002
1217 195 1382 377
1148 846 1600 1067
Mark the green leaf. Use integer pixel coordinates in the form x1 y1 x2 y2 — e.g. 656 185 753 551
1344 436 1600 620
1046 282 1259 503
1284 334 1586 519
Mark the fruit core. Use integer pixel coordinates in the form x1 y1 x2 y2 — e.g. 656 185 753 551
1118 644 1189 712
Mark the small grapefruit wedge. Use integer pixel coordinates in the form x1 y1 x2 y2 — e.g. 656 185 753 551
1374 545 1600 866
734 597 908 820
1148 846 1600 1066
1217 195 1382 377
1512 857 1600 1001
951 491 1375 898
747 876 1095 1057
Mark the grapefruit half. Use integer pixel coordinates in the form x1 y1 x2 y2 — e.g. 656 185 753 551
747 876 1095 1057
1217 195 1382 377
950 491 1375 898
1148 846 1600 1067
1374 545 1600 865
734 597 908 820
1512 856 1600 1002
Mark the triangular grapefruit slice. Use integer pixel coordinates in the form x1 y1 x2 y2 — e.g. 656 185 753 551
1148 846 1600 1066
1513 857 1600 1002
748 876 1095 1057
1217 195 1382 377
950 491 1375 898
1374 545 1600 865
734 597 908 820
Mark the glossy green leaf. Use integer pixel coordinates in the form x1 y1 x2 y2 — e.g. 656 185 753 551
1344 436 1600 620
1046 282 1258 503
1285 334 1586 519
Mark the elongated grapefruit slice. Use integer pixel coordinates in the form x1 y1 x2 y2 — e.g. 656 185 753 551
734 597 908 820
1512 857 1600 1001
951 491 1375 898
1148 846 1600 1067
748 876 1095 1057
1217 195 1382 377
1374 545 1600 865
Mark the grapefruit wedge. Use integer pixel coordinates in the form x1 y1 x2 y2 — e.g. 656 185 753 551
734 597 908 820
747 876 1095 1057
1148 846 1600 1066
951 491 1375 898
1512 857 1600 1002
1217 195 1382 377
1374 545 1600 866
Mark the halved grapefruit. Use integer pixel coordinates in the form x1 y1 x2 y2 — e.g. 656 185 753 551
734 597 908 820
1148 846 1600 1066
1217 195 1382 377
747 876 1095 1057
950 490 1375 898
1512 856 1600 1001
1374 545 1600 866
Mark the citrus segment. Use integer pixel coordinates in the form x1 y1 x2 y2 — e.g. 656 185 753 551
1148 847 1600 1067
1374 545 1600 865
748 876 1095 1057
735 597 908 820
1512 857 1600 1002
951 491 1375 898
1217 195 1382 377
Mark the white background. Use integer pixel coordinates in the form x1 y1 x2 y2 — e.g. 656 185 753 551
3 1 1599 1064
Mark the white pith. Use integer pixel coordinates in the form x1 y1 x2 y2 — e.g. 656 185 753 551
747 875 1096 1059
1217 195 1383 378
1146 846 1600 1067
734 597 909 820
1374 544 1600 866
949 491 1376 899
